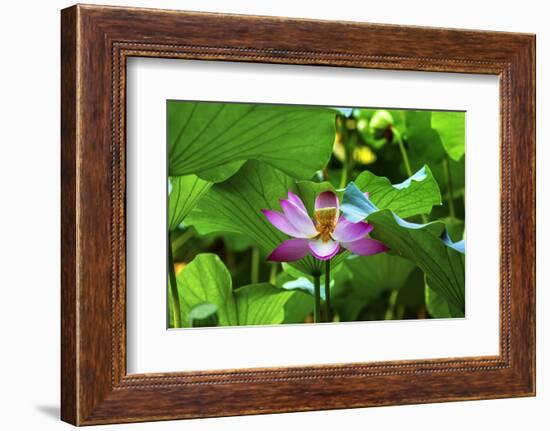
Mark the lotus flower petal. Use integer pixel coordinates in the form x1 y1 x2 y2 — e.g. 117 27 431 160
315 190 339 212
287 191 308 214
308 239 340 260
332 218 373 242
343 237 388 256
280 199 317 237
267 238 310 262
263 188 389 264
261 209 306 238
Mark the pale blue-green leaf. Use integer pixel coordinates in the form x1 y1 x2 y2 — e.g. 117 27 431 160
332 107 353 117
442 231 466 254
189 303 219 327
340 182 379 222
281 277 335 301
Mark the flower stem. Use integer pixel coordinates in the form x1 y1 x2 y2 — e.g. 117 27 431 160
171 227 194 254
324 260 332 322
313 273 321 323
395 130 413 178
251 247 260 284
339 127 357 188
168 232 182 328
442 156 456 218
385 290 400 320
269 262 278 284
385 289 404 320
339 166 348 189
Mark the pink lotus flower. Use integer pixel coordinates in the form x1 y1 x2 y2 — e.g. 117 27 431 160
262 191 388 262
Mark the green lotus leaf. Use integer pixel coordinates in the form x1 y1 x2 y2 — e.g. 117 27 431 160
425 282 464 318
175 253 303 327
168 174 212 231
332 253 416 321
431 111 466 161
353 165 442 218
367 210 465 314
168 101 336 182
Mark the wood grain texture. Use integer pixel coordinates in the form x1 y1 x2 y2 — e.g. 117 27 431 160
60 4 536 425
60 5 78 425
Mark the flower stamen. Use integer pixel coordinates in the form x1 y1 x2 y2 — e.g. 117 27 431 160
314 207 338 242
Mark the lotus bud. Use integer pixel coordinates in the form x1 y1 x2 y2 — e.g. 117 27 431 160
369 110 394 139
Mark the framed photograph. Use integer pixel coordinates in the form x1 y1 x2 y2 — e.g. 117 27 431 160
61 4 536 425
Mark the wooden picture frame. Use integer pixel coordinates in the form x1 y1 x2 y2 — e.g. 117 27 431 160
61 4 536 425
